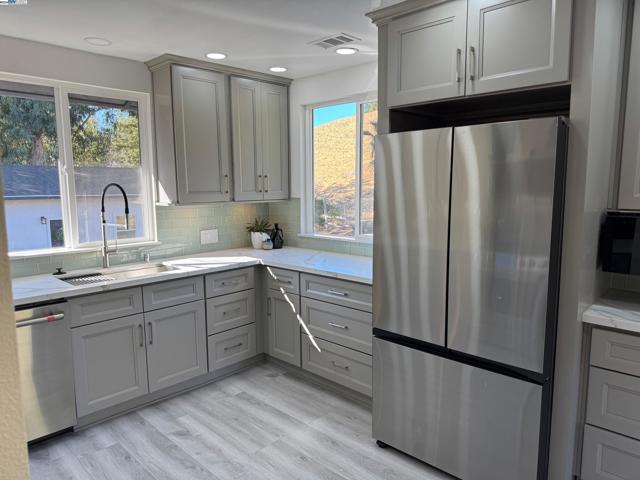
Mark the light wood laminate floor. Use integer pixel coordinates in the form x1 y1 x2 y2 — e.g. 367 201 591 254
29 361 452 480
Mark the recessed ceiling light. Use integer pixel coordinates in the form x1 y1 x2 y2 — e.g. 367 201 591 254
336 47 358 55
84 37 112 47
269 67 287 73
206 52 227 60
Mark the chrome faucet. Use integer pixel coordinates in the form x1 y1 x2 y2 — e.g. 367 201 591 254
100 183 130 269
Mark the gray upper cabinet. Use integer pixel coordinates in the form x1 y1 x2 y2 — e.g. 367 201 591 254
153 64 231 204
266 291 301 367
72 314 148 417
380 0 572 107
466 0 572 95
386 0 467 107
231 77 289 201
144 301 207 392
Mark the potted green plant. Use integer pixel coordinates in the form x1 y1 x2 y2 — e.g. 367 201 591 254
246 217 272 249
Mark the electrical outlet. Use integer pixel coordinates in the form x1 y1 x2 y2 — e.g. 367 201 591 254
200 228 219 245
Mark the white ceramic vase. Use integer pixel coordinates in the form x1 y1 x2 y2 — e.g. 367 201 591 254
250 231 269 249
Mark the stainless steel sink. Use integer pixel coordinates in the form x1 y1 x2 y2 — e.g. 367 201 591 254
60 264 172 286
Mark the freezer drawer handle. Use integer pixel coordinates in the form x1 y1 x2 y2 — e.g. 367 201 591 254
328 322 348 330
16 313 64 328
327 289 348 297
331 361 350 370
224 342 243 351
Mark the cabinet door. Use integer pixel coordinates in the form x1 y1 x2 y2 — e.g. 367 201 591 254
261 82 289 200
72 314 148 417
386 0 467 107
466 0 572 95
172 65 231 203
267 292 301 366
145 301 207 392
231 77 264 201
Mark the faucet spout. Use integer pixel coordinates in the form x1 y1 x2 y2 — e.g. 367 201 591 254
100 183 130 269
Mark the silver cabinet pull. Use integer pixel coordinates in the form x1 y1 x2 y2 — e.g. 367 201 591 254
258 175 263 193
224 342 243 351
223 306 242 316
264 174 269 192
331 361 350 370
224 174 230 194
138 324 144 347
327 289 348 297
456 48 462 83
16 313 64 328
147 321 153 345
328 322 348 330
279 279 293 285
469 45 476 81
220 279 241 286
267 297 272 316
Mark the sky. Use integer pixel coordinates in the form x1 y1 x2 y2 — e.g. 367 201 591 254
313 102 356 127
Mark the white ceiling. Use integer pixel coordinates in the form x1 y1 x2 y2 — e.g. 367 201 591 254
0 0 381 79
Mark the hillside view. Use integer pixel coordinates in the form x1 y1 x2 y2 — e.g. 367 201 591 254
313 103 376 237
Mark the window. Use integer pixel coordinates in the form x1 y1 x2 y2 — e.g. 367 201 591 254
0 78 155 254
307 98 377 240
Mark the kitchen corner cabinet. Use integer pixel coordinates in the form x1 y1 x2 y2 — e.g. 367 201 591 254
266 291 301 366
231 77 289 201
383 0 572 107
153 64 231 204
72 314 149 417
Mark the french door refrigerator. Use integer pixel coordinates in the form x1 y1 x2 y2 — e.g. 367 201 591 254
372 117 567 480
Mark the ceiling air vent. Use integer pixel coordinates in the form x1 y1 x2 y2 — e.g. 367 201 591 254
310 33 361 49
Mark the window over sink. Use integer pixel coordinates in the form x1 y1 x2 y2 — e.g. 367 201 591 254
0 77 155 255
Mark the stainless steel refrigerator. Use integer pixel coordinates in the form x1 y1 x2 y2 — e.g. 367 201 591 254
372 117 567 480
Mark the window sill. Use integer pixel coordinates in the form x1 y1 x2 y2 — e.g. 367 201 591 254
9 240 162 260
297 233 373 244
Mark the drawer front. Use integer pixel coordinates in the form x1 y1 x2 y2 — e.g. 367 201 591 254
300 273 372 312
587 367 640 441
582 424 640 480
207 290 255 335
205 268 255 298
208 323 256 373
300 297 372 354
591 328 640 377
70 288 143 327
266 267 300 294
301 335 372 396
142 276 204 311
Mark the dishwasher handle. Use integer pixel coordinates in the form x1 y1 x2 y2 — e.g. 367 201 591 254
16 313 65 328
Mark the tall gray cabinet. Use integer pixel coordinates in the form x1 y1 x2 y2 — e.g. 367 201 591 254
148 54 290 204
231 77 289 201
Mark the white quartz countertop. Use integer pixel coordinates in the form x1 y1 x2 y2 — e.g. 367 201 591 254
12 247 373 307
582 290 640 334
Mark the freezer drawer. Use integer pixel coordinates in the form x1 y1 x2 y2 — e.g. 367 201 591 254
373 337 542 480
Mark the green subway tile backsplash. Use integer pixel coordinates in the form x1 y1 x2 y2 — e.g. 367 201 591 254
9 198 371 278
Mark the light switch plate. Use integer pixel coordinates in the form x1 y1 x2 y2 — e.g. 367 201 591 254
200 228 219 245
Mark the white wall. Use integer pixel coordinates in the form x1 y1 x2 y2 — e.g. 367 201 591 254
0 35 151 93
289 61 378 198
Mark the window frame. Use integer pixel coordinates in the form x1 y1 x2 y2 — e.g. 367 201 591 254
302 93 377 243
0 72 157 258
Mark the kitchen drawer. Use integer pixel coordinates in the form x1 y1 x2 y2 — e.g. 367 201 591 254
591 328 640 377
142 276 204 311
300 274 372 312
300 297 372 355
69 288 143 327
582 424 640 480
205 268 255 298
587 367 640 441
266 267 300 294
207 290 255 335
301 335 372 396
208 323 256 373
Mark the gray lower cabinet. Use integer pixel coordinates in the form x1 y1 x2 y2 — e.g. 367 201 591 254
582 424 640 480
206 267 255 298
208 323 257 372
207 290 255 335
231 77 289 201
267 291 301 366
69 288 143 328
144 301 207 392
266 267 300 294
142 276 204 312
300 273 372 312
72 314 148 417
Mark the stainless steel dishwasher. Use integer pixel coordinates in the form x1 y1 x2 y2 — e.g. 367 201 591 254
16 301 76 442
